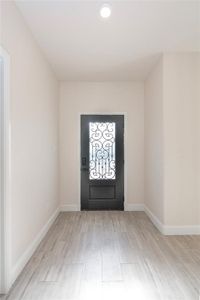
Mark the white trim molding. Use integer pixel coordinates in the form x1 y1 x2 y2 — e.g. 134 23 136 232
0 46 11 294
3 203 200 293
162 225 200 235
125 203 144 211
144 205 164 234
60 203 200 235
60 204 80 211
144 205 200 235
11 208 60 286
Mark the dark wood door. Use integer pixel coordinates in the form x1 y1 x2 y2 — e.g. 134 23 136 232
81 115 124 210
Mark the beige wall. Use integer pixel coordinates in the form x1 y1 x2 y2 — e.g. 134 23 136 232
145 52 200 227
144 57 164 223
163 53 200 226
1 1 59 274
59 82 144 210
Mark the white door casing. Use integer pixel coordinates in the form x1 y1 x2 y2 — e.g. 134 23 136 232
0 46 11 294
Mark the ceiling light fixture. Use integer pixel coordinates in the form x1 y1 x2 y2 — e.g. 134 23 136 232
100 4 111 18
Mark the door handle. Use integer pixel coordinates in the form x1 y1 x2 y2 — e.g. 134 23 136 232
82 157 86 166
81 157 88 171
81 167 89 171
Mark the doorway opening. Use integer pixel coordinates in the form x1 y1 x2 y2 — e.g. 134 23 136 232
81 115 124 210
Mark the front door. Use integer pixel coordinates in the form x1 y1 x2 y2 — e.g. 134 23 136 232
81 115 124 210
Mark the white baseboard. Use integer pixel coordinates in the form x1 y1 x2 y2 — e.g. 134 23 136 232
144 205 200 235
163 224 200 235
10 207 60 286
144 205 165 234
9 203 200 290
59 204 200 235
60 204 80 211
125 203 144 211
61 203 144 212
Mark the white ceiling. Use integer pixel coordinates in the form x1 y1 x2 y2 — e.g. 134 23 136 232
15 0 200 81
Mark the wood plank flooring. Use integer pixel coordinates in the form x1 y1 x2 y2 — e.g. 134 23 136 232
2 212 200 300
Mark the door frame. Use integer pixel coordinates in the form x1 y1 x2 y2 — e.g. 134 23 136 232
0 46 12 294
78 112 127 211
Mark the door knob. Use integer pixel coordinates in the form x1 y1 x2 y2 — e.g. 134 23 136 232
81 167 89 171
82 157 86 166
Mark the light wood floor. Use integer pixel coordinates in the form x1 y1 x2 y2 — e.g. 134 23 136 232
3 211 200 300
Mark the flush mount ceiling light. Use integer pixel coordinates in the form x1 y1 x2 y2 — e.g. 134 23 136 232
100 4 111 18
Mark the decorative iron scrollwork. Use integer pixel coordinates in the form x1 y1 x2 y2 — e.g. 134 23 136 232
89 122 116 180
